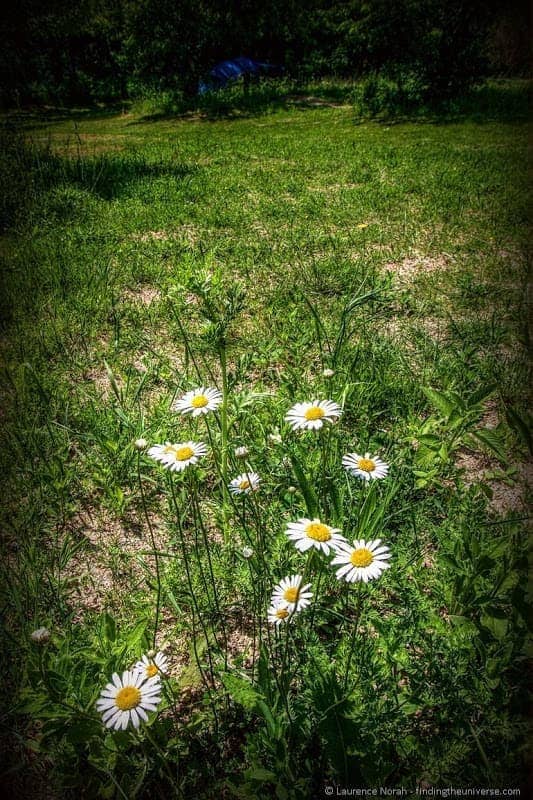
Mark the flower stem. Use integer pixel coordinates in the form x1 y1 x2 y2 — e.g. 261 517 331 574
137 453 161 649
343 581 364 692
218 342 230 546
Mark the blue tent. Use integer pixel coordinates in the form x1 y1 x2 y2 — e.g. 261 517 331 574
198 57 282 94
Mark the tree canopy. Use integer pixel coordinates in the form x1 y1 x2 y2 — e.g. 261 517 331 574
0 0 528 106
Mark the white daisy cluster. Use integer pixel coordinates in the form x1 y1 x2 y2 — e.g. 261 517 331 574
268 514 392 625
141 388 394 628
96 651 168 731
268 575 313 625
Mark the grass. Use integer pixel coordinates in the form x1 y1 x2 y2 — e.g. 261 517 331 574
0 79 531 799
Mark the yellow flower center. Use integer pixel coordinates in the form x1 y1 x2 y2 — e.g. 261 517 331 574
191 394 208 408
145 664 159 678
304 406 325 421
283 587 299 603
115 686 141 711
276 608 289 620
175 446 194 461
350 548 374 568
358 458 376 472
239 479 251 490
305 522 331 542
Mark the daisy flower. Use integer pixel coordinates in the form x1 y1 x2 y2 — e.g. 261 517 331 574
96 670 162 730
31 627 50 644
148 441 207 472
172 387 222 417
285 517 346 555
285 399 341 431
229 472 261 495
134 651 168 680
267 604 292 626
271 575 313 612
331 538 391 583
342 452 389 481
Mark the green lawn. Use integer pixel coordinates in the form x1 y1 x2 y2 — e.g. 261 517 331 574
1 83 530 798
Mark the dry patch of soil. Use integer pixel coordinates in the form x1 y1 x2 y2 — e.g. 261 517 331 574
122 286 161 306
456 450 532 515
129 225 200 246
455 402 531 515
385 253 452 283
65 505 169 619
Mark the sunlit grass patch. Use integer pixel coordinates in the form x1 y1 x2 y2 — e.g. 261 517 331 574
0 82 530 798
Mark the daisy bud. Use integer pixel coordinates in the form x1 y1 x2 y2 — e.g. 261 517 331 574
234 446 249 459
134 438 148 450
147 649 156 659
31 627 51 644
287 486 297 494
242 547 254 559
268 433 282 445
322 368 335 378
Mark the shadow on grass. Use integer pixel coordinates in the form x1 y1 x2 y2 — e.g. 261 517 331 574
38 151 198 201
0 127 199 231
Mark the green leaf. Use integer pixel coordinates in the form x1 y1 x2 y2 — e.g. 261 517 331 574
244 767 276 783
125 620 148 649
103 359 123 403
471 427 507 463
275 783 290 800
65 719 102 745
101 612 116 643
505 406 533 455
449 615 478 635
416 434 442 447
289 453 318 517
480 613 508 640
439 553 463 572
221 672 262 712
467 384 497 408
256 699 279 738
422 387 456 417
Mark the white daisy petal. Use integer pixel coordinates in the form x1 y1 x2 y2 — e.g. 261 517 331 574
267 604 293 626
271 574 313 612
285 399 342 432
229 472 261 495
343 452 390 481
97 668 163 730
172 387 222 417
284 517 346 556
96 699 116 711
133 652 169 681
148 441 207 472
330 538 392 584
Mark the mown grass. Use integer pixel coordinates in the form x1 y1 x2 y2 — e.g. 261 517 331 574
0 80 531 799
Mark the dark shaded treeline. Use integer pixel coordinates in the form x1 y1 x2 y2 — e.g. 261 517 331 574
0 0 529 107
